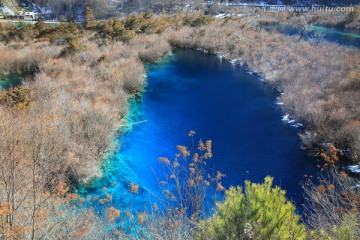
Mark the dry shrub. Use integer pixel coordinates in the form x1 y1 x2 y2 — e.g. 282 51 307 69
182 13 214 27
0 31 161 238
25 39 148 182
123 13 169 34
0 43 56 78
0 34 156 232
168 26 197 49
107 207 121 222
303 169 360 238
132 34 171 62
122 60 146 93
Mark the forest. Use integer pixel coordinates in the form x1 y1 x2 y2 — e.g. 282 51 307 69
0 3 359 240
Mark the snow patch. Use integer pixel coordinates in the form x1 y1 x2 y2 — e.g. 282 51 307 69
196 48 209 54
215 13 227 19
282 114 290 121
1 6 14 15
351 181 360 189
348 165 360 174
281 113 303 128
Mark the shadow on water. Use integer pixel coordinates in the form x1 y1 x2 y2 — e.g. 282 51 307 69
79 49 319 222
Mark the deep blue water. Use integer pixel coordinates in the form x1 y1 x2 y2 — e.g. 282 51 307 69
82 49 318 216
264 24 360 48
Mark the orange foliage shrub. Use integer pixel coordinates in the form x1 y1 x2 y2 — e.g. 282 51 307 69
107 207 121 222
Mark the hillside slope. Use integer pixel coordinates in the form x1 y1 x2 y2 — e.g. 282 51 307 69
1 1 358 19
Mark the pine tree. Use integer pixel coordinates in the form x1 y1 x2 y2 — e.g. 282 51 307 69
83 6 96 29
200 177 306 240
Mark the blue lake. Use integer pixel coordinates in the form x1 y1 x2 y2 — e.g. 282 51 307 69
81 49 318 215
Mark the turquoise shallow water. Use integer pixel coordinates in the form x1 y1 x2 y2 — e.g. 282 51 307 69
0 76 22 89
80 49 319 218
264 24 360 47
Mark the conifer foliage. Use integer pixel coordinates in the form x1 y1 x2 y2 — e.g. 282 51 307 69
199 177 306 240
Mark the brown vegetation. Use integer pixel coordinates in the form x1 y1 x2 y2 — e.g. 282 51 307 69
304 6 360 29
0 17 172 239
134 34 171 62
138 132 225 239
0 108 111 239
0 43 52 79
303 169 360 238
156 132 223 220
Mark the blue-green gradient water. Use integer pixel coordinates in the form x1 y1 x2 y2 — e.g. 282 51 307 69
0 76 22 89
81 49 318 216
265 24 360 48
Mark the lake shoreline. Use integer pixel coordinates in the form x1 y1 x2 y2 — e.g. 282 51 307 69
169 19 360 173
164 38 358 177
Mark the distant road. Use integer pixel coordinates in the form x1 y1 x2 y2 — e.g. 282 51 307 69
0 19 62 25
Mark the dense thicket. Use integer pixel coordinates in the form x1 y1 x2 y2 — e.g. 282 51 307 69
0 16 171 238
